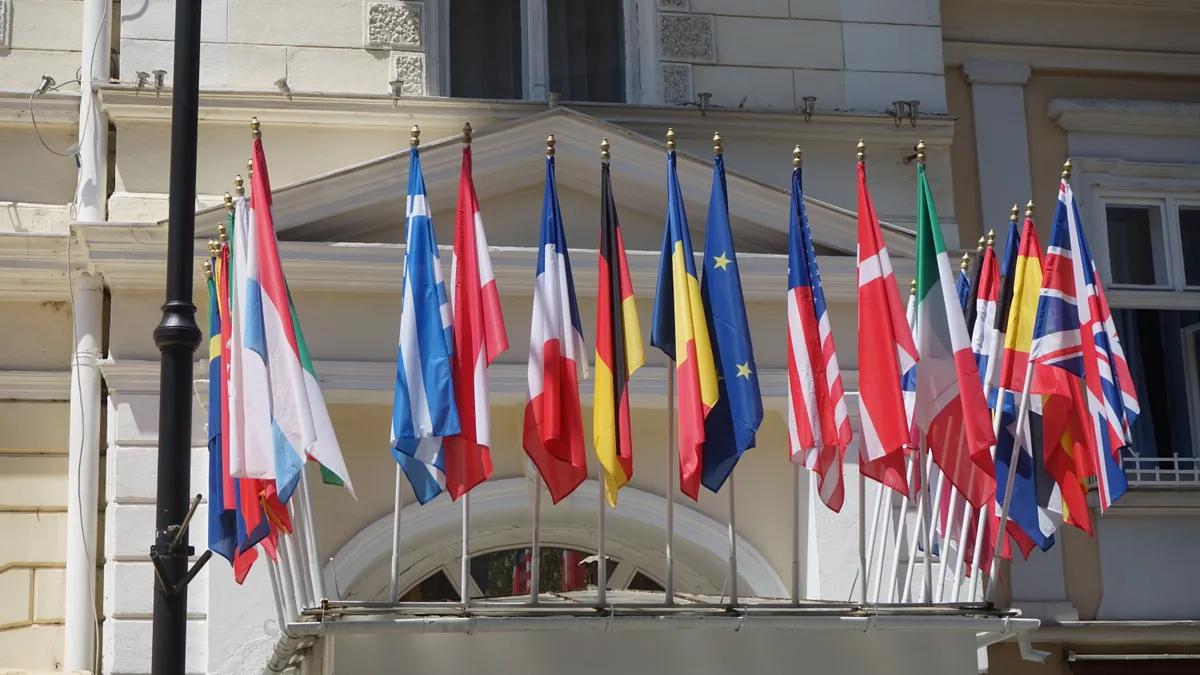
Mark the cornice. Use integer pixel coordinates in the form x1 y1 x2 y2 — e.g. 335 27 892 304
0 90 81 125
94 84 955 144
0 370 71 401
1048 98 1200 137
78 227 913 305
945 41 1200 77
0 232 73 299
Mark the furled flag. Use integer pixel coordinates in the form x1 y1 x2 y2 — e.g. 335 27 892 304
245 136 354 500
993 215 1059 556
595 148 645 507
1032 175 1139 511
207 253 237 564
855 146 917 496
1034 361 1095 534
985 218 1021 399
699 144 763 493
391 138 461 504
957 254 972 313
964 236 987 334
786 155 852 511
446 135 508 500
969 236 1000 383
652 139 720 501
913 160 996 510
524 147 589 503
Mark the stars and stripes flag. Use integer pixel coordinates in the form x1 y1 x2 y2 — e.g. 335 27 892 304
1032 178 1140 511
594 155 645 506
913 161 996 510
446 139 508 500
651 145 720 501
699 150 763 493
524 151 589 503
786 160 852 511
391 143 461 504
855 152 918 496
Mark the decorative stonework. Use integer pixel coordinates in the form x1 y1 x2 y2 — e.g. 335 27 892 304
660 63 692 104
657 0 688 9
658 13 713 62
365 0 422 50
392 52 427 96
0 0 11 49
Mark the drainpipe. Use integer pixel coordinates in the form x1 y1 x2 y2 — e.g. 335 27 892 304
65 0 111 666
64 271 104 673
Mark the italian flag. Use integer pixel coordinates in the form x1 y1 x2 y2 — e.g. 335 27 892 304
913 163 996 509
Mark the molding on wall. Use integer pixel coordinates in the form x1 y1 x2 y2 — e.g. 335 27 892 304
1048 98 1200 137
945 41 1200 77
0 232 72 299
0 370 71 401
0 90 81 125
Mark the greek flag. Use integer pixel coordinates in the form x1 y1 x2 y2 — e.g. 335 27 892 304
390 145 460 504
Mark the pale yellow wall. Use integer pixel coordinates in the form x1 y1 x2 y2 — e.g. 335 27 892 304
0 300 75 370
0 0 84 91
987 642 1070 675
945 67 986 246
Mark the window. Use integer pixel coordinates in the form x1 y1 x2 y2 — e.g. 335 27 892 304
1101 197 1200 291
444 0 628 102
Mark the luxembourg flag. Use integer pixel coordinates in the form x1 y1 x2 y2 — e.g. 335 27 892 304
523 150 589 503
391 142 460 504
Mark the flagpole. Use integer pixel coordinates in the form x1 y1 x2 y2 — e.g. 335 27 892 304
726 474 738 606
665 360 676 605
791 463 801 603
901 452 933 602
882 455 916 603
531 475 542 605
461 492 471 607
921 447 935 604
297 469 327 601
987 361 1036 603
388 466 403 602
949 501 972 602
934 489 958 602
289 489 316 607
869 484 891 604
277 533 304 617
926 466 948 603
857 470 866 604
862 473 886 601
598 478 608 607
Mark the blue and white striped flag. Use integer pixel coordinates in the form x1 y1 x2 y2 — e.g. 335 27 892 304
391 145 460 504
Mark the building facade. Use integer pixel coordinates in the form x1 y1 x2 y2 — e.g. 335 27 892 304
0 0 1198 673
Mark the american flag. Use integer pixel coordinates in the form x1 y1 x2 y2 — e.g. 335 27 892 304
1031 178 1140 511
786 163 852 512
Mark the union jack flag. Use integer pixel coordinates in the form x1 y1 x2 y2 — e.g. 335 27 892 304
1031 179 1140 511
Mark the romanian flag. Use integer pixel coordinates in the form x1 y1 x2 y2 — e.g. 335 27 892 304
650 144 719 501
594 156 645 506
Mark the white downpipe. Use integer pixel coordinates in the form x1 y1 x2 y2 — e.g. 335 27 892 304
64 271 103 674
76 0 110 224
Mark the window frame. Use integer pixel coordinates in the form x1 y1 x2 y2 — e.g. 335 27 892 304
429 0 647 103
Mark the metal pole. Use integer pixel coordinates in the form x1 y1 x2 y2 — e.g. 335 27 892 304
863 474 886 601
665 361 676 605
531 477 542 605
857 471 866 604
150 0 204 666
921 447 934 605
598 479 607 607
986 362 1037 603
790 463 801 603
298 469 327 601
388 467 403 602
727 475 738 606
882 456 916 604
461 493 471 606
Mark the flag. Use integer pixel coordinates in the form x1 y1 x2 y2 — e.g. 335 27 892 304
913 162 996 510
969 243 1000 383
786 162 852 511
1032 178 1139 511
524 153 588 503
856 154 917 495
446 143 508 500
957 258 972 313
986 220 1021 397
964 236 987 334
391 145 460 504
595 158 645 506
207 260 237 564
1035 364 1095 534
651 147 719 501
699 152 763 493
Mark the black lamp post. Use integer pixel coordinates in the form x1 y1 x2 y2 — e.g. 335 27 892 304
149 0 206 669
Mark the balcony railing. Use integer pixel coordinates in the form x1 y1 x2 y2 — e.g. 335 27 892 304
1124 453 1200 487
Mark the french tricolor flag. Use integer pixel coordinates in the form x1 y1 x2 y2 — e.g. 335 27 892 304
523 151 589 503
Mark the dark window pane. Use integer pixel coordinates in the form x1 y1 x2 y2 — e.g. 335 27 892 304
547 0 625 103
399 570 459 602
1105 205 1165 286
449 0 523 99
1179 208 1200 287
468 547 614 597
628 571 665 592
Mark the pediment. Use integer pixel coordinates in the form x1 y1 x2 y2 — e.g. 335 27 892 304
195 107 915 257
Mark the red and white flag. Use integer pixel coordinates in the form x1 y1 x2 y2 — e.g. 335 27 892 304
855 159 918 496
443 143 508 500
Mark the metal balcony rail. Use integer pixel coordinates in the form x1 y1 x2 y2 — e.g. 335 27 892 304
1123 453 1200 487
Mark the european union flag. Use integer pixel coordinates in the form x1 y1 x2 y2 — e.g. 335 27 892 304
699 151 763 492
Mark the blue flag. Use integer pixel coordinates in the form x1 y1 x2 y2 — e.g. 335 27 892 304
206 270 236 564
957 267 971 313
698 153 763 492
390 146 460 504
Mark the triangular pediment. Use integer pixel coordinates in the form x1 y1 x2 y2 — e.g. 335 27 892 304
195 107 915 257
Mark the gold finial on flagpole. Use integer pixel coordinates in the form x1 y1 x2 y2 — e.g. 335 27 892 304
224 191 234 213
410 125 420 148
666 128 676 152
856 139 865 163
910 277 916 295
217 221 227 243
250 117 261 139
600 138 610 163
713 132 722 156
462 122 472 145
961 252 971 272
208 239 219 258
234 175 244 197
546 134 556 158
987 228 996 247
793 145 802 168
246 158 253 185
1010 204 1019 223
203 259 213 279
916 140 926 164
1062 158 1072 181
976 235 986 256
1026 200 1035 218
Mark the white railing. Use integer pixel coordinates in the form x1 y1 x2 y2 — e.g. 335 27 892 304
1124 453 1200 487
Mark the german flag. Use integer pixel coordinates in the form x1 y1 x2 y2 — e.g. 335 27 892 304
595 148 645 507
651 135 719 500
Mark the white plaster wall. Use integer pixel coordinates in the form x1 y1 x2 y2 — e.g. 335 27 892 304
0 0 83 91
